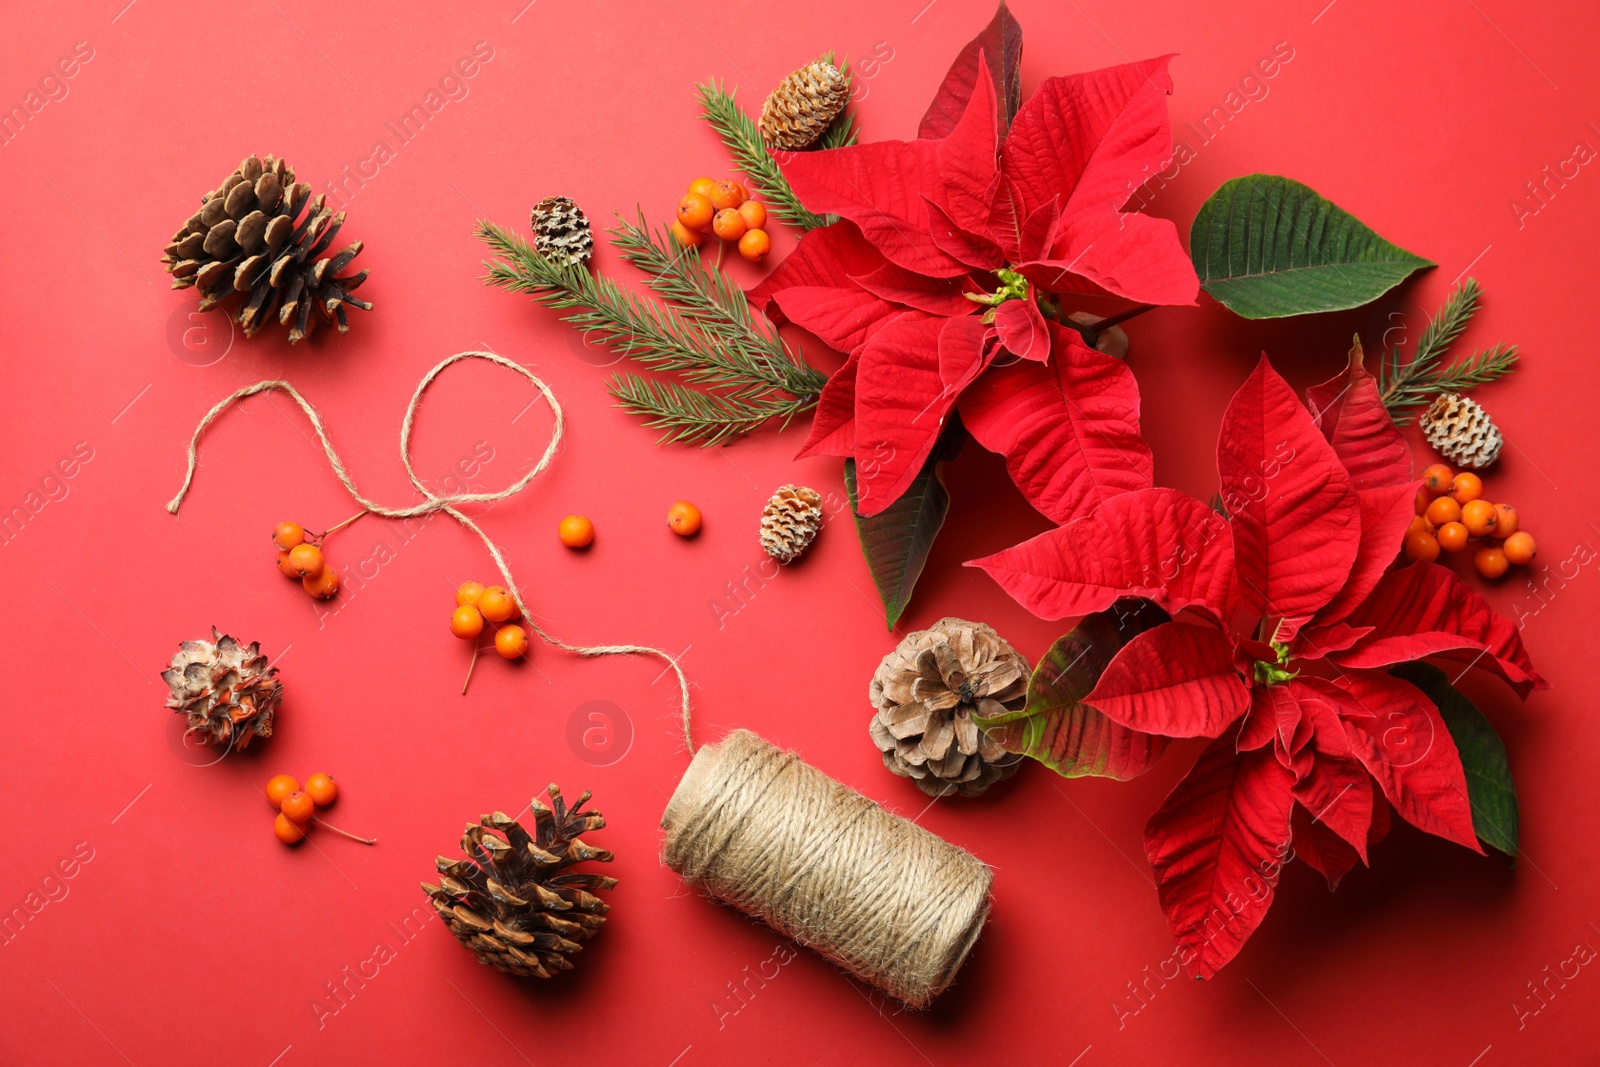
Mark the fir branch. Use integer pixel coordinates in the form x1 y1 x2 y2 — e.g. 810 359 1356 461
609 374 813 447
697 55 858 232
1378 278 1520 424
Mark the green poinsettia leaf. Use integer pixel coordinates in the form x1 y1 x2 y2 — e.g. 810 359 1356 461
1190 174 1434 318
844 428 964 630
976 599 1171 779
1390 661 1519 857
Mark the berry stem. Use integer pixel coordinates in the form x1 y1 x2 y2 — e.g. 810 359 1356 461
311 817 376 845
461 642 481 696
317 509 369 541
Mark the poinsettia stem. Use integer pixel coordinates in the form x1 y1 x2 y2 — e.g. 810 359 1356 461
1082 304 1156 339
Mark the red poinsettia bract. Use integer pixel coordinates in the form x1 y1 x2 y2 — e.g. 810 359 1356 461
974 351 1545 978
750 41 1197 519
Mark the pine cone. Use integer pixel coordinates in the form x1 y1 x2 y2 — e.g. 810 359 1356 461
759 59 849 150
423 784 616 978
530 196 594 268
760 484 823 564
869 618 1029 797
161 628 282 751
1420 392 1504 469
161 154 372 344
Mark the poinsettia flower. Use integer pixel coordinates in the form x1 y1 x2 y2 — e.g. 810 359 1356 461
751 47 1197 518
973 349 1546 978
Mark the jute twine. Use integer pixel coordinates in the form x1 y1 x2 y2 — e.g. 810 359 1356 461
662 729 993 1008
165 350 692 729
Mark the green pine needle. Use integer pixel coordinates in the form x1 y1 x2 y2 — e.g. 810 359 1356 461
1379 278 1520 424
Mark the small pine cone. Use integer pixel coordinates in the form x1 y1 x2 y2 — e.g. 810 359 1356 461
1420 392 1504 469
760 484 823 564
530 196 594 268
161 628 282 751
868 618 1029 798
423 784 616 978
759 59 849 150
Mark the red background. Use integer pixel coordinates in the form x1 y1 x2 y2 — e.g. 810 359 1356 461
2 0 1596 1063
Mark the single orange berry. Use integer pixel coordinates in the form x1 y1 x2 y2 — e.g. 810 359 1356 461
711 208 747 242
450 604 484 640
1421 464 1454 494
495 624 529 660
670 220 703 247
1403 528 1441 562
265 774 300 808
302 568 340 599
273 812 306 844
478 586 517 623
1492 503 1519 538
738 228 771 262
687 176 716 198
287 543 324 578
677 192 715 231
272 522 306 550
1474 545 1510 579
558 514 595 548
667 500 702 537
280 791 315 824
709 179 746 211
1450 472 1484 504
737 200 767 230
1425 496 1462 527
1414 487 1432 516
1407 515 1427 536
275 550 302 578
456 581 485 607
1460 499 1497 537
1503 531 1537 565
304 773 338 806
1436 521 1470 552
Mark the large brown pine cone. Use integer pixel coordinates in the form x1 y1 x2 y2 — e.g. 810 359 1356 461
759 59 849 150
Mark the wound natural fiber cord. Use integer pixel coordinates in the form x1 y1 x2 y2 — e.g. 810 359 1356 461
662 729 993 1008
165 350 692 732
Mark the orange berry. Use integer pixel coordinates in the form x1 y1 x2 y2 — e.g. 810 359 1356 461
1460 499 1497 537
687 176 716 198
558 514 595 548
302 567 340 599
1503 531 1537 565
738 228 771 262
1450 472 1484 504
709 179 746 211
450 604 484 640
275 550 302 578
495 624 529 660
273 812 306 844
287 543 324 578
737 200 767 230
456 581 485 607
1414 487 1432 516
1421 464 1454 494
1403 528 1441 562
667 500 702 537
304 773 338 806
677 192 715 231
670 220 703 247
280 791 315 824
272 522 306 550
265 774 300 808
478 586 517 623
1492 504 1519 538
711 208 747 242
1436 521 1469 552
1474 545 1510 579
1425 496 1461 527
1407 515 1427 536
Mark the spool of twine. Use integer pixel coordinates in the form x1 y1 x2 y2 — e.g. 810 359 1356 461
662 729 993 1008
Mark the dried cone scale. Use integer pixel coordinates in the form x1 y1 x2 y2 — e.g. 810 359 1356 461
759 58 850 150
1420 391 1505 469
161 628 282 750
423 784 616 977
869 618 1029 797
161 154 372 343
760 484 823 564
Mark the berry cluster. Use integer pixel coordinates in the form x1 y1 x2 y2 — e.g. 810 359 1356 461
272 521 340 599
265 772 374 846
450 581 528 660
672 177 770 262
1404 463 1537 578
